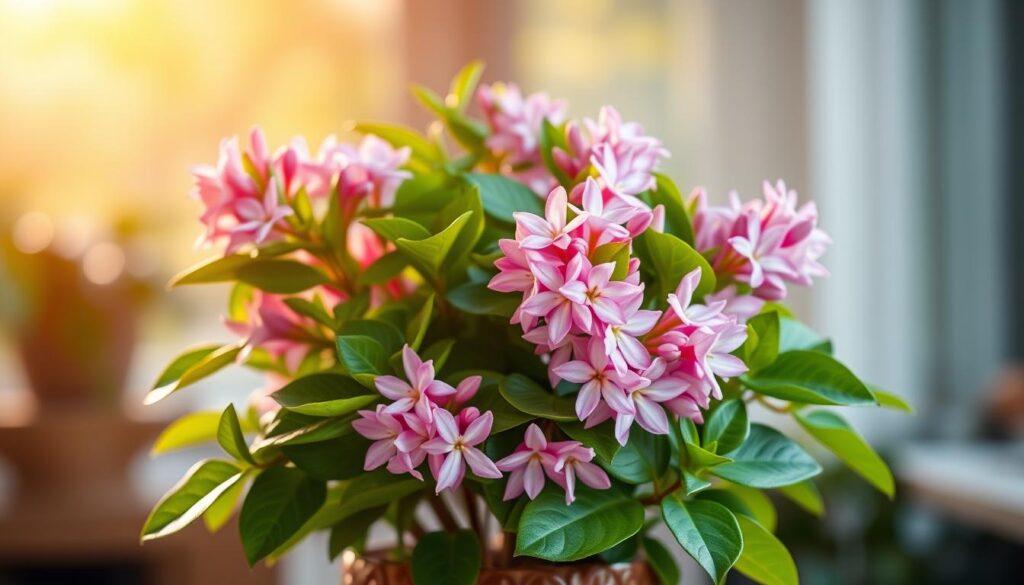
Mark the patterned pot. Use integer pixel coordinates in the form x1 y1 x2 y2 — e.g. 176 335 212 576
342 552 657 585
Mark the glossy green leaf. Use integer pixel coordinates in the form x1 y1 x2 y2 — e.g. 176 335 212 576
682 470 713 496
169 254 255 287
145 342 244 404
633 229 716 302
283 297 335 329
559 421 621 463
447 60 484 112
539 119 572 186
311 471 425 530
202 469 248 533
235 259 329 294
151 411 222 455
590 242 631 281
499 374 577 422
604 428 670 484
395 211 474 279
142 459 243 541
711 424 822 488
734 515 798 585
217 405 255 465
336 335 388 385
516 489 644 561
447 282 520 317
282 435 371 481
411 530 482 585
742 350 876 406
870 386 913 412
643 535 680 585
698 486 777 533
339 319 405 355
466 376 533 433
464 173 543 223
406 295 435 351
272 373 378 417
683 441 733 470
362 217 432 243
795 410 894 497
745 312 781 372
362 251 409 285
777 480 824 516
239 466 326 565
661 495 743 584
702 399 749 455
778 318 832 354
649 172 695 246
151 344 221 391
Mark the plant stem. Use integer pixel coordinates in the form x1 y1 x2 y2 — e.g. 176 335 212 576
428 493 459 532
500 531 515 567
462 487 484 545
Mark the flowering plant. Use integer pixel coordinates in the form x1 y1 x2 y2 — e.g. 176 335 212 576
142 63 906 585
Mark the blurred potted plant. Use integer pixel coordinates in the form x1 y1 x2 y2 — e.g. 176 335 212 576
142 63 905 585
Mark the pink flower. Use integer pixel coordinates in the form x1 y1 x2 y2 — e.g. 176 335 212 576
520 258 591 346
224 180 293 254
352 405 405 472
224 291 317 373
603 293 660 374
614 359 683 444
421 408 501 493
558 256 643 328
550 441 611 504
553 338 641 421
495 423 559 501
318 135 411 207
374 345 457 421
514 186 588 251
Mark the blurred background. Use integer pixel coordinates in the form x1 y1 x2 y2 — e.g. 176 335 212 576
0 0 1021 583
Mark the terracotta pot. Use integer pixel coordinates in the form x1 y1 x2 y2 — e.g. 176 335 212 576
342 552 657 585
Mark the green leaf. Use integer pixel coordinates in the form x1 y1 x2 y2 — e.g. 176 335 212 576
353 122 442 167
151 344 221 390
465 375 533 433
702 399 749 455
499 374 577 422
742 350 876 406
648 173 695 246
447 282 520 317
682 470 713 496
643 536 681 585
683 442 733 470
406 294 435 351
202 470 248 533
516 489 644 562
633 229 716 302
744 312 781 372
151 411 222 455
217 405 256 465
539 119 572 186
141 459 243 541
447 60 484 112
777 480 824 516
145 342 244 404
169 254 255 287
411 530 482 585
559 421 621 463
698 485 777 533
422 338 456 371
328 506 385 560
239 466 326 565
590 242 631 281
311 471 425 530
272 373 378 417
778 318 832 354
283 297 335 329
362 217 432 243
870 386 913 412
282 435 371 481
712 424 822 488
235 259 329 294
362 251 409 285
339 319 405 355
395 211 474 279
795 410 894 497
336 335 388 386
604 428 670 484
464 173 544 223
734 515 799 585
661 495 743 584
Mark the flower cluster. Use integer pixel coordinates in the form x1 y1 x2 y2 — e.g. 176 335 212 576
477 87 668 202
690 180 831 301
489 178 749 446
352 346 502 494
496 423 610 505
190 128 410 253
